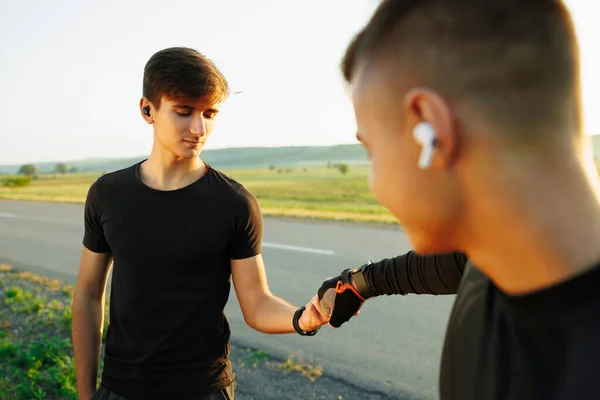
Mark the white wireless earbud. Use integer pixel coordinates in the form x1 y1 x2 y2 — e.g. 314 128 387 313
413 122 437 169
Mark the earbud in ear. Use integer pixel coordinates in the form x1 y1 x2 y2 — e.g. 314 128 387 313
413 122 437 169
142 107 151 116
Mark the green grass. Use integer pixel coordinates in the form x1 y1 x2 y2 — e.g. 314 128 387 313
238 348 270 369
0 167 398 224
0 335 76 400
0 265 109 400
235 348 323 383
277 356 323 382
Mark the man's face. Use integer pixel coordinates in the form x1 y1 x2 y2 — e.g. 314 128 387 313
149 96 220 160
351 62 462 253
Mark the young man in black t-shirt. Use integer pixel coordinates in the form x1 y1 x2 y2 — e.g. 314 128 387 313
316 1 600 399
71 47 328 400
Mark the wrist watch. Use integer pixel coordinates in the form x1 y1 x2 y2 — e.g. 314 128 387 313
293 306 320 336
348 261 376 299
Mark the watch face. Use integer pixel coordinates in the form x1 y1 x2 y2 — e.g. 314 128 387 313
352 261 371 273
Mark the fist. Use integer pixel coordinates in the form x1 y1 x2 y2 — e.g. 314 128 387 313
317 270 365 328
298 295 330 332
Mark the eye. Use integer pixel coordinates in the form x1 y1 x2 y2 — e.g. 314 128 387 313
204 112 217 120
176 111 191 117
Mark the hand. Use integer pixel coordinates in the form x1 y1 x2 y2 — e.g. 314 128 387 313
317 270 365 328
298 295 330 332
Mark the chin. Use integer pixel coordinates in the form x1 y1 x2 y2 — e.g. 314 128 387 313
178 153 199 160
407 238 439 255
174 148 202 160
404 227 458 255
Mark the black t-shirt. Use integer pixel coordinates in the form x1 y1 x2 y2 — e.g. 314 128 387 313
365 253 600 399
82 161 262 399
440 261 600 400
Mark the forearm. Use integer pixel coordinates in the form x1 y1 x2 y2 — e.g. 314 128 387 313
245 294 297 334
362 252 467 296
72 290 105 399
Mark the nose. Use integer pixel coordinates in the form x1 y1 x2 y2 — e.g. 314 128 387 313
189 115 207 138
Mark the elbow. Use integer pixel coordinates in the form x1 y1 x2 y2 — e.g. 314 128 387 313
240 294 266 332
243 313 259 331
243 313 272 334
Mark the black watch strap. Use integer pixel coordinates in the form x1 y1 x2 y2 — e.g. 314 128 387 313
293 306 319 336
349 261 376 299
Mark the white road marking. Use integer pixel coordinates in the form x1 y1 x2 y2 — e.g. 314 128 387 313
262 242 335 256
0 212 79 226
1 211 337 255
22 215 80 225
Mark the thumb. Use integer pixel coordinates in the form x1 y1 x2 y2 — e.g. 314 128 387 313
319 288 337 316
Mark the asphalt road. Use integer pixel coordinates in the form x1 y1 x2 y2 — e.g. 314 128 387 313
0 199 456 400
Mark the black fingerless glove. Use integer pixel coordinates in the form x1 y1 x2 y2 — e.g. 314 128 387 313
317 262 375 328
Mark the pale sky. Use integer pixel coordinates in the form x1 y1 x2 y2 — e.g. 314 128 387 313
0 0 597 165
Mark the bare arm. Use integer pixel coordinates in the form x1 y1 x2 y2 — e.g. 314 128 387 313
362 251 468 297
72 247 112 400
231 255 327 334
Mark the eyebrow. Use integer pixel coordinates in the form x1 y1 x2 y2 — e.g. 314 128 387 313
173 104 219 113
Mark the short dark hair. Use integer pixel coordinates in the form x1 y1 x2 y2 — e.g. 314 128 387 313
342 0 582 139
143 47 229 109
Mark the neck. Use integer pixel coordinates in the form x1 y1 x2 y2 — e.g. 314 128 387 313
460 146 600 296
141 145 206 191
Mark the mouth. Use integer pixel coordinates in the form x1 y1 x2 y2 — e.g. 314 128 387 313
183 140 201 149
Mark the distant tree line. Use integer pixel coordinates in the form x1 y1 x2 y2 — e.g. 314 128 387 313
18 164 37 176
327 161 349 175
16 163 78 177
1 162 81 187
267 162 350 175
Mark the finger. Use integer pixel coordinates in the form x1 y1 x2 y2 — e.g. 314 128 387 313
300 305 327 331
318 289 336 316
305 302 329 324
310 294 328 317
304 302 315 314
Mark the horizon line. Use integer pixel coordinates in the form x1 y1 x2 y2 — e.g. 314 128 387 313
0 142 365 167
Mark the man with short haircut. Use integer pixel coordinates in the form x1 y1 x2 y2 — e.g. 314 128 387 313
71 47 327 400
317 1 600 399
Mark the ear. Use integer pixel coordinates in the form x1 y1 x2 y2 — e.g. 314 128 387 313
139 97 154 124
404 88 458 169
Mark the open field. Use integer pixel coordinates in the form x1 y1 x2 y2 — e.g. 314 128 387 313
0 167 398 224
5 160 599 225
